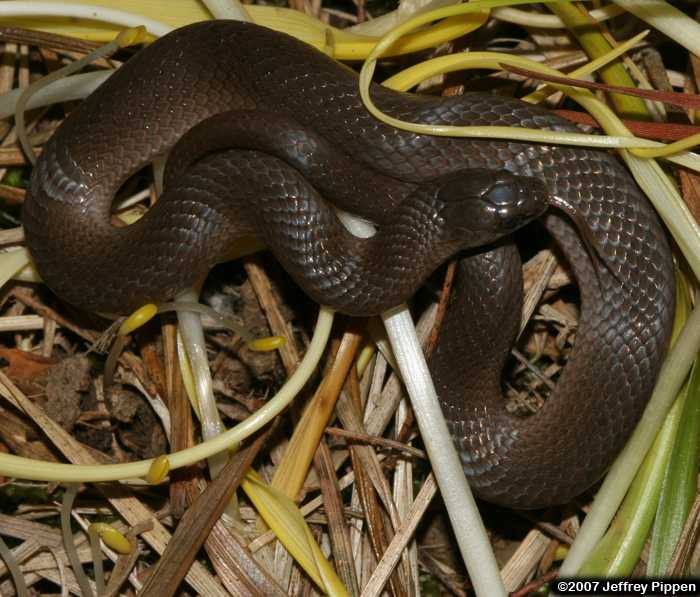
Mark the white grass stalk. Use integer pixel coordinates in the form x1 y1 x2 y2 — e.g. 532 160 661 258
0 71 112 120
382 306 505 597
202 0 250 21
0 2 172 36
175 291 228 466
493 4 624 29
611 0 700 58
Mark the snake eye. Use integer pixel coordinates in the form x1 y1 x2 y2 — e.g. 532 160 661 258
484 183 517 207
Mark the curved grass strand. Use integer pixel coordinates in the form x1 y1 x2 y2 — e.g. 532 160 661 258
61 485 95 597
15 26 146 164
376 52 683 150
88 525 106 595
633 133 700 159
175 290 230 485
0 71 112 120
103 334 128 393
0 307 333 481
0 534 28 597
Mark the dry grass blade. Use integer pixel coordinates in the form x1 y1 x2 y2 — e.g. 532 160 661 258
510 570 559 597
11 287 101 343
351 445 407 597
338 383 409 597
0 146 36 165
61 486 94 597
500 529 552 592
272 329 362 499
244 255 302 372
0 184 24 204
679 169 700 226
102 521 150 597
391 395 420 597
0 315 44 332
0 533 28 597
360 474 437 597
0 227 23 245
0 511 99 593
325 426 426 460
204 522 287 597
315 440 360 596
0 25 100 54
520 249 559 337
138 428 270 596
163 318 200 519
425 260 456 356
665 492 700 575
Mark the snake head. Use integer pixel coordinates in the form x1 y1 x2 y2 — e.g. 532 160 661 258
437 169 548 246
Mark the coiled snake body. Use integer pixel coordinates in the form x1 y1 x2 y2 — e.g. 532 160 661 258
23 21 675 508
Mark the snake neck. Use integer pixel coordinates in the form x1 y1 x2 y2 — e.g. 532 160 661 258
228 157 468 316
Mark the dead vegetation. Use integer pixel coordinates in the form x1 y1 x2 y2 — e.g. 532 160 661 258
0 1 698 595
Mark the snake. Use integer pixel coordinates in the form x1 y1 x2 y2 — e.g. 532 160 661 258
22 20 675 509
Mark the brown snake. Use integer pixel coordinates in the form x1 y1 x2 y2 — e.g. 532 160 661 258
22 21 675 508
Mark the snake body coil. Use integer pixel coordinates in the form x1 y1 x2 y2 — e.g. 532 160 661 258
23 21 675 508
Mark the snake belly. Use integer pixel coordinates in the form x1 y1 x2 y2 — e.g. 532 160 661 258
22 21 675 508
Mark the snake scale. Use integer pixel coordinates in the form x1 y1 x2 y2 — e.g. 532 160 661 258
22 21 675 508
